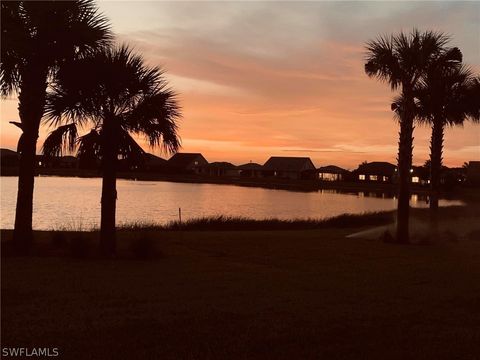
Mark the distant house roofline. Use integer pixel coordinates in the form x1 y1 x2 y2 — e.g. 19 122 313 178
263 156 316 171
318 165 349 174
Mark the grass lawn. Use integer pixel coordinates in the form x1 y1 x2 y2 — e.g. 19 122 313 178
2 221 480 359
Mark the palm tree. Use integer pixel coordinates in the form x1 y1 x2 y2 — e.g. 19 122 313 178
365 30 457 243
416 64 475 211
465 76 480 121
0 1 111 253
43 46 181 256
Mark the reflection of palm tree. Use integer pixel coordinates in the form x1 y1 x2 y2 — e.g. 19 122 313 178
1 1 111 252
43 46 181 256
416 64 475 211
365 30 454 243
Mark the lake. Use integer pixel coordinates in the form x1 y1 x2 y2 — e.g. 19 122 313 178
0 176 463 230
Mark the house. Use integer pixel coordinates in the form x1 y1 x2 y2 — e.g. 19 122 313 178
206 162 240 177
1 148 19 175
441 166 467 187
0 148 19 168
37 155 78 169
58 156 78 168
143 153 167 172
238 162 264 178
167 153 208 174
467 161 480 186
410 165 429 185
318 165 349 181
262 156 317 180
354 162 397 183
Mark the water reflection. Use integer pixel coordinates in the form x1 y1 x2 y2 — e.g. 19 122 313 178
0 176 464 230
319 188 431 204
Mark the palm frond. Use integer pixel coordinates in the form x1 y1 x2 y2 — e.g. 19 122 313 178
465 76 480 122
1 0 111 98
364 34 401 90
416 63 474 128
122 89 181 154
77 129 102 159
42 123 78 157
0 1 27 96
46 44 182 158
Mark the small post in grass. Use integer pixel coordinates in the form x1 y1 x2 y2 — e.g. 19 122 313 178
178 207 182 227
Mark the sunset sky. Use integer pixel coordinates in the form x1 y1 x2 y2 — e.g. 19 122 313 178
1 1 479 169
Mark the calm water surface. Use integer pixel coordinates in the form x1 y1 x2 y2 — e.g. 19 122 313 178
0 176 463 230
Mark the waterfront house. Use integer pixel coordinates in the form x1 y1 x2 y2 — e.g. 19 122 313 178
167 153 208 174
467 161 480 186
238 162 264 178
143 153 168 172
354 162 397 183
206 162 240 177
0 148 19 167
0 148 19 175
410 165 429 185
318 165 349 181
37 155 78 169
263 156 317 180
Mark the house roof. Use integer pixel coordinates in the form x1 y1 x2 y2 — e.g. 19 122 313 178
207 162 237 169
0 148 18 158
144 153 167 165
263 156 316 171
356 162 396 176
318 165 348 174
167 153 207 167
238 162 263 170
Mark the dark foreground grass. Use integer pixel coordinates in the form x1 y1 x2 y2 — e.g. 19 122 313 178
2 225 480 359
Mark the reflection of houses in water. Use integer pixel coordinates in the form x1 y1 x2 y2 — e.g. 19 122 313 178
262 156 317 180
318 165 349 181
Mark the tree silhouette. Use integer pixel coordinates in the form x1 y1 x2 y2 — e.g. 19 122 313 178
0 0 111 253
416 64 476 211
365 30 455 243
43 45 181 256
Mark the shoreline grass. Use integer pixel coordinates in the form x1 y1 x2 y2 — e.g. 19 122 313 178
117 211 396 231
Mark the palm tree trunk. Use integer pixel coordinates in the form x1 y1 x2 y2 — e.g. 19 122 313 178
13 130 38 253
12 68 47 254
100 120 119 256
396 95 415 244
429 118 444 211
429 117 444 239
